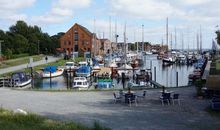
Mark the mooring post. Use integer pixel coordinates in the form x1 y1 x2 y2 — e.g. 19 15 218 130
31 67 33 88
150 60 152 71
176 71 178 87
69 67 72 88
154 66 156 81
50 67 52 88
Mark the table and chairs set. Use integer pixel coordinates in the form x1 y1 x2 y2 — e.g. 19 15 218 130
113 89 180 107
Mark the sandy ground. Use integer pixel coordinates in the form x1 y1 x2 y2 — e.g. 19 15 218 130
0 87 219 130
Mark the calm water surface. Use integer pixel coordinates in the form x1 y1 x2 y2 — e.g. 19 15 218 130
33 55 194 90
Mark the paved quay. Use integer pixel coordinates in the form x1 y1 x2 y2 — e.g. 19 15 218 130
0 56 61 75
0 87 219 130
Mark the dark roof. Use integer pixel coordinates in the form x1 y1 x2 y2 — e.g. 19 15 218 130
100 39 109 42
77 24 92 36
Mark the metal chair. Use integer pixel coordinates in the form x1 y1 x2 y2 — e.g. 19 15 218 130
113 92 122 103
137 91 146 101
125 94 137 107
160 92 171 106
171 94 180 105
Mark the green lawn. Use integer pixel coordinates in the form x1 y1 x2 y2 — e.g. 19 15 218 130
0 59 74 77
0 55 44 69
0 108 110 130
216 61 220 70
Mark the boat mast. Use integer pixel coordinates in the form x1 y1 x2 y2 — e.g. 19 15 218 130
115 19 118 54
175 27 177 50
196 32 199 54
93 19 96 57
166 17 169 51
124 22 127 65
181 32 184 51
170 33 172 51
200 25 202 54
109 16 112 61
142 24 144 52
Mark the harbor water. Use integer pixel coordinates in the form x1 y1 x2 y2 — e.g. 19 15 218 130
32 55 194 90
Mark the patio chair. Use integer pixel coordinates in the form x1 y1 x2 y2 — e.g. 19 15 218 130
127 94 137 107
160 92 171 106
113 92 122 104
137 91 146 101
171 94 180 105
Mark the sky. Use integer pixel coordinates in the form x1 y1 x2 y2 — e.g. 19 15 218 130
0 0 220 49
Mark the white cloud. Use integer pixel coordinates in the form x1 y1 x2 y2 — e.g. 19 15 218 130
109 0 183 20
31 0 91 24
0 0 36 21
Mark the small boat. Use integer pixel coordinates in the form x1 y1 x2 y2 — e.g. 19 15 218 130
96 78 113 89
72 77 89 89
145 51 153 55
76 65 91 77
117 64 133 78
162 56 175 65
41 66 64 78
64 62 75 70
10 72 32 87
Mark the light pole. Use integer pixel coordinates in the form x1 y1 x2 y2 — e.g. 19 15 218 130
0 40 4 59
38 40 40 55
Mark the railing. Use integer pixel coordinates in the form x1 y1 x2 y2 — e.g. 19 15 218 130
0 77 17 87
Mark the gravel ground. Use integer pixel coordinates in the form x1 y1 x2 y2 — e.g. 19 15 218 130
0 87 220 130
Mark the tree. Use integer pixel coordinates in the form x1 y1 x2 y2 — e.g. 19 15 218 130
4 48 13 59
216 30 220 46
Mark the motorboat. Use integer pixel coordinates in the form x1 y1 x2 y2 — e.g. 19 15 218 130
41 66 64 78
76 65 91 77
145 51 153 55
96 77 113 89
10 72 32 87
162 56 175 65
72 77 89 89
64 62 76 70
117 64 133 78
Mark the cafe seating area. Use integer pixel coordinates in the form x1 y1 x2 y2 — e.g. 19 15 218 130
113 88 180 107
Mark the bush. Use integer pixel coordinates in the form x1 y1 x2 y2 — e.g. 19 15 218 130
194 80 205 96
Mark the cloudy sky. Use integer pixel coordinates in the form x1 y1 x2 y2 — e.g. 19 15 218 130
0 0 219 49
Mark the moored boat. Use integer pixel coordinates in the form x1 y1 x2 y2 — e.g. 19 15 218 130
76 65 91 77
41 66 64 78
10 72 32 87
72 77 89 90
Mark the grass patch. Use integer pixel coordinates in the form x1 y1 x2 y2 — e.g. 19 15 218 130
216 61 220 70
0 59 74 77
0 108 110 130
205 107 220 118
0 54 44 69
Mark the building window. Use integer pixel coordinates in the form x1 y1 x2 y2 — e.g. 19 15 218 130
74 45 78 52
74 29 78 41
69 41 71 45
64 41 66 45
74 41 78 45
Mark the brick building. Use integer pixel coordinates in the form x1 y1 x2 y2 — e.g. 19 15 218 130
60 23 100 58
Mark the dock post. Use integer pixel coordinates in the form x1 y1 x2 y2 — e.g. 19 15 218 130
176 71 178 87
50 67 52 88
66 72 69 88
150 60 152 71
69 67 72 88
31 67 33 88
154 66 156 81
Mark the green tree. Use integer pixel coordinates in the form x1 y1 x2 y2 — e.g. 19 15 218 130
4 48 13 59
216 30 220 46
